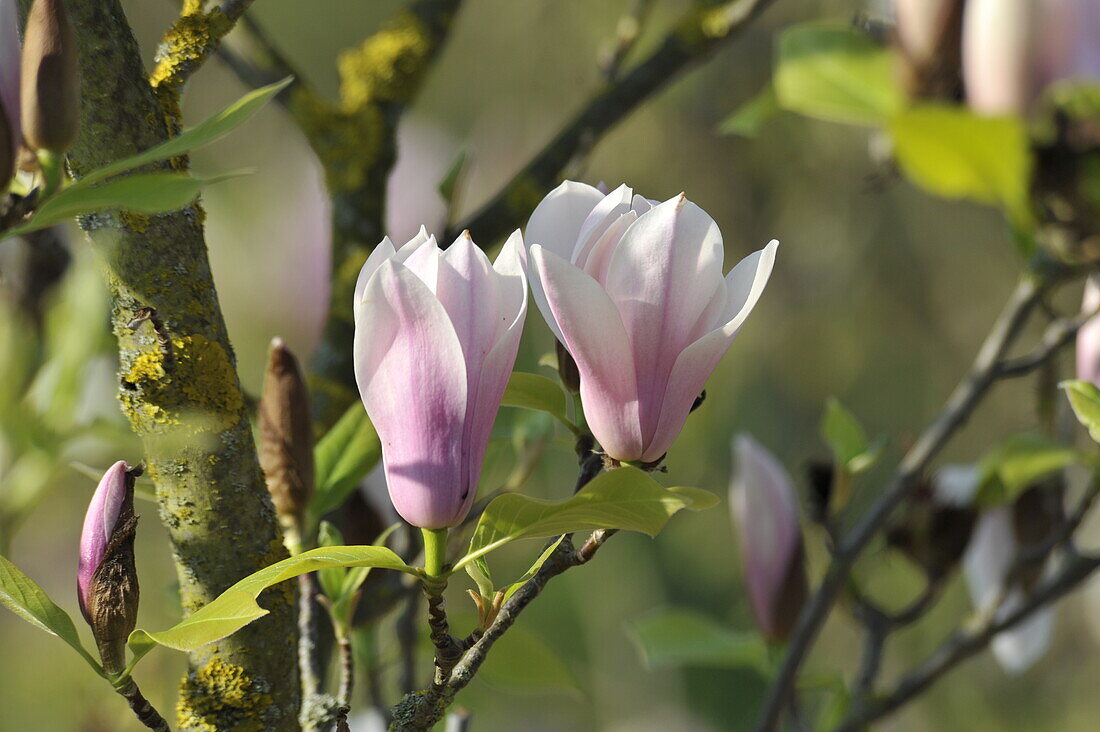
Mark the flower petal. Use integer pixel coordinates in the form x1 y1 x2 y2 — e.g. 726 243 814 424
354 260 469 528
641 240 777 461
530 244 643 460
572 183 633 268
78 461 129 616
603 196 728 452
353 236 398 311
525 180 605 260
1077 275 1100 386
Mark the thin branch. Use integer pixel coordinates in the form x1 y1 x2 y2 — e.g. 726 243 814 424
996 306 1098 378
832 552 1100 732
599 0 657 81
447 0 779 244
755 273 1050 731
115 679 171 732
297 572 324 701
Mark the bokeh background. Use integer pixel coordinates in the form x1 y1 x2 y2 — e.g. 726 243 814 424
2 0 1098 730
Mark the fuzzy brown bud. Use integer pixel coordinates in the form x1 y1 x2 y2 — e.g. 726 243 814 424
20 0 80 153
259 338 315 527
887 481 976 579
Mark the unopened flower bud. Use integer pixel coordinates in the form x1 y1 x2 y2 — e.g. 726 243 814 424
259 337 315 530
0 98 12 191
805 459 834 523
555 338 581 394
78 461 140 674
20 0 80 154
730 434 807 642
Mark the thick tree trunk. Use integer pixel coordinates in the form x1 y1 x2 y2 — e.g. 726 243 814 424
62 1 300 728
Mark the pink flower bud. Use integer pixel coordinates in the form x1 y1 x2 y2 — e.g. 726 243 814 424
353 228 528 529
526 181 777 463
78 460 140 674
963 0 1036 115
1077 276 1100 385
20 0 80 153
730 435 806 642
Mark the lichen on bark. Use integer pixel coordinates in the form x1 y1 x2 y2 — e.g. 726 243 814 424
64 0 300 728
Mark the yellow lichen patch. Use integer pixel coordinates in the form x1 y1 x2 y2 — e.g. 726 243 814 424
118 210 152 234
177 659 275 732
338 11 432 108
293 91 384 193
120 334 244 436
150 9 232 125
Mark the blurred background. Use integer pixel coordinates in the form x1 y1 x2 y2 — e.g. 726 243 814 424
2 0 1098 730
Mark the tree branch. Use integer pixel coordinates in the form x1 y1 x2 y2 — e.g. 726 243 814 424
832 551 1100 732
66 1 298 727
445 0 779 245
755 273 1051 731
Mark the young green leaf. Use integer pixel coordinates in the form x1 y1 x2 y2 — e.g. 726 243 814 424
822 397 874 472
976 434 1080 505
7 172 241 236
717 84 779 138
629 607 770 672
1062 380 1100 444
454 467 716 572
889 105 1034 230
0 555 104 675
501 372 577 433
127 546 416 659
465 556 495 600
774 23 902 125
79 77 292 187
311 402 382 519
316 521 347 601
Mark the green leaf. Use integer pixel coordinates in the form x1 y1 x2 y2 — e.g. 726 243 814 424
454 467 716 571
80 78 292 187
311 402 382 519
465 556 495 600
8 173 241 236
0 555 103 674
822 397 878 472
717 84 779 137
501 536 565 603
316 522 347 601
1062 380 1100 444
501 372 577 433
129 546 415 659
437 149 468 203
774 23 902 125
976 434 1079 505
889 105 1034 229
629 608 769 672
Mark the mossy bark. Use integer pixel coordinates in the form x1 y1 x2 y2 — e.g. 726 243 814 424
64 1 299 729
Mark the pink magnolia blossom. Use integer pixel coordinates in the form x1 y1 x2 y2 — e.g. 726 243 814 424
0 0 19 156
1077 276 1100 385
77 461 131 620
895 0 957 63
963 0 1100 115
353 228 527 528
730 434 806 641
526 181 777 463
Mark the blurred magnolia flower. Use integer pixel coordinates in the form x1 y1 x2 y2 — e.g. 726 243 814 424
353 228 527 528
964 507 1056 673
1076 276 1100 385
730 434 807 642
894 0 958 64
0 0 19 184
20 0 79 154
526 181 777 463
385 116 456 245
963 0 1100 115
78 460 140 673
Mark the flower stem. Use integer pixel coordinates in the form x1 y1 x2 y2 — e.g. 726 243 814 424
421 528 449 580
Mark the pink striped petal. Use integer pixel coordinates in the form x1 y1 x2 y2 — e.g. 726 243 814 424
354 260 469 528
642 241 777 461
603 195 726 447
530 244 644 460
78 461 130 618
525 180 605 260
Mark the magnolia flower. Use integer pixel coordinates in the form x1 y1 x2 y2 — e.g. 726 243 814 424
895 0 959 64
730 434 807 641
964 507 1056 673
526 181 777 463
78 460 140 674
963 0 1100 115
353 228 527 529
1077 275 1100 386
0 0 19 162
21 0 79 153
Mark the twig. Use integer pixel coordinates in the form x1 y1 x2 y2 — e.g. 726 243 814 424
297 572 324 701
996 306 1098 378
115 679 171 732
599 0 657 81
446 0 779 244
755 274 1049 731
832 552 1100 732
337 634 354 707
